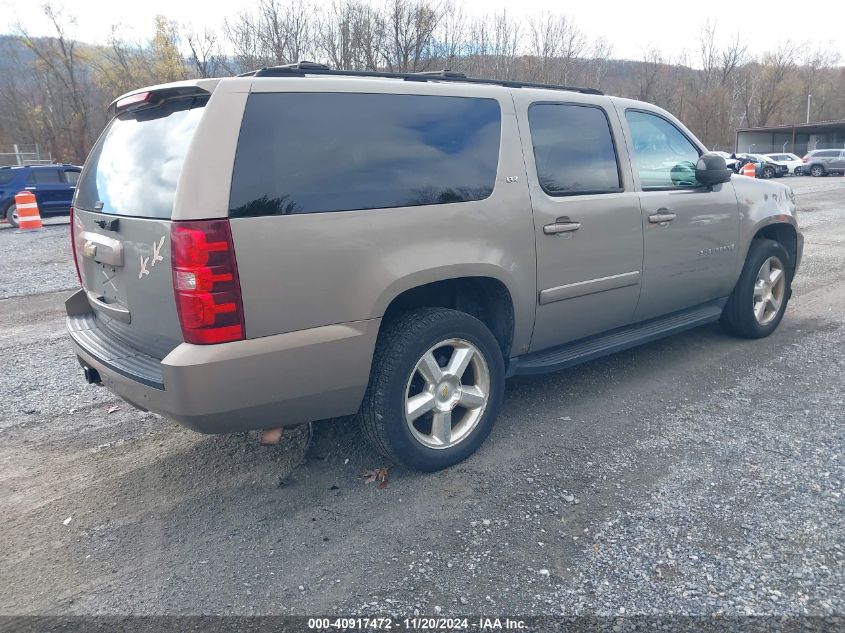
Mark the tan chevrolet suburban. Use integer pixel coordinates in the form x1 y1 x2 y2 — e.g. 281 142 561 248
66 63 802 471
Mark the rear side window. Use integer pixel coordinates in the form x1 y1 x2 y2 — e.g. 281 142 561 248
75 97 207 218
626 110 701 189
27 169 62 185
816 150 838 157
528 103 621 195
229 93 501 217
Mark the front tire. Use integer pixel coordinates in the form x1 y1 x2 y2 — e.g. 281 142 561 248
761 166 775 179
810 165 825 177
721 239 791 339
4 203 19 228
359 308 505 472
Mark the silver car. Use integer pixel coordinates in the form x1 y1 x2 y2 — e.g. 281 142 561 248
67 64 802 471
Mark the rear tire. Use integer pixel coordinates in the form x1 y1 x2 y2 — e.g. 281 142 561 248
358 308 505 472
4 203 19 228
721 239 791 339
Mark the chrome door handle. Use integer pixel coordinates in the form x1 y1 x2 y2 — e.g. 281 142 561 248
543 220 582 235
648 212 677 224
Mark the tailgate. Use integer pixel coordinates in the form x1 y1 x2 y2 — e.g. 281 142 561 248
72 93 209 360
73 209 181 359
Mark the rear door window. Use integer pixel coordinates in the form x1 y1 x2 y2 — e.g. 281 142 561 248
27 169 62 185
229 92 501 217
65 170 80 185
528 103 621 195
75 97 207 218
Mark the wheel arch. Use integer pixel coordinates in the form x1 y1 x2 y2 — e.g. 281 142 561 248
751 221 800 278
378 272 517 360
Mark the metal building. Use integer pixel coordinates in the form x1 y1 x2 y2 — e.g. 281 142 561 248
735 119 845 156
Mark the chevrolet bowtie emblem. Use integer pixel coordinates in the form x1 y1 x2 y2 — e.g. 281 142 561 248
82 241 97 258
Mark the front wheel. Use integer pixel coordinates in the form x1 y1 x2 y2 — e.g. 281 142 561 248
761 166 775 179
810 165 825 177
721 239 791 339
359 308 505 472
4 203 19 228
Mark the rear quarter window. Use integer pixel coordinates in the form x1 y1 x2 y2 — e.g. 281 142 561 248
229 92 502 217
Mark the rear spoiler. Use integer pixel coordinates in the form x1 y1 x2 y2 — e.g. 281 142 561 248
108 79 219 117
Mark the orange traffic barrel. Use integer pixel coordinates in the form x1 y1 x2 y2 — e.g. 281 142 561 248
741 162 756 178
14 191 43 230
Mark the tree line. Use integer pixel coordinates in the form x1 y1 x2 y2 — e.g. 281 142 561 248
0 0 842 164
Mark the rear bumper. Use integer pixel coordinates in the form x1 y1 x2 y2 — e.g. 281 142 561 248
66 289 380 433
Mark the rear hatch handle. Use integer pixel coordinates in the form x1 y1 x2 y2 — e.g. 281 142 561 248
78 231 124 267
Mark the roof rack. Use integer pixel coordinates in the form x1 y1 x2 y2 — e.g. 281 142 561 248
241 61 603 96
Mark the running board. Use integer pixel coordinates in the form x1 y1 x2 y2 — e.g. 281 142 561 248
507 300 726 377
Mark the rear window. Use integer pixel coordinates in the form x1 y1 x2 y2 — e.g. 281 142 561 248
229 92 501 217
75 97 207 218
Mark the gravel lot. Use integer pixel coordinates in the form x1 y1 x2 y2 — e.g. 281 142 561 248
0 176 842 619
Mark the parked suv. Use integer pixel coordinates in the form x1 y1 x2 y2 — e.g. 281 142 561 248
0 164 81 227
802 149 845 177
66 66 802 471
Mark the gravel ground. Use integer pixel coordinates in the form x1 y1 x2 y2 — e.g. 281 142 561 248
0 217 75 299
0 176 842 619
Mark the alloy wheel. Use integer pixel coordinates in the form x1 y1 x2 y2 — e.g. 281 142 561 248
404 338 490 449
753 256 786 325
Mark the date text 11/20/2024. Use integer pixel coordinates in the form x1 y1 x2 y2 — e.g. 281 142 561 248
307 617 528 630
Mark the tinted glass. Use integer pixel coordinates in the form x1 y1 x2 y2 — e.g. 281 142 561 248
528 104 621 195
816 150 838 157
0 172 15 186
75 97 207 218
65 170 80 185
28 169 62 185
229 93 501 217
626 110 701 189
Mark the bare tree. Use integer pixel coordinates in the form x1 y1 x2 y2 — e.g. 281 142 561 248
525 12 585 85
186 27 223 78
754 44 798 126
382 0 442 72
16 2 94 162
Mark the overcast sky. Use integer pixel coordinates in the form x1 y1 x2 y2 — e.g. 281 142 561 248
1 0 843 63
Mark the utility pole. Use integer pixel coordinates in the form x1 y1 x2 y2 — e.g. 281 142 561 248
806 93 812 124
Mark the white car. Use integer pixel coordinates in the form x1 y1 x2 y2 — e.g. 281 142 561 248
764 153 804 175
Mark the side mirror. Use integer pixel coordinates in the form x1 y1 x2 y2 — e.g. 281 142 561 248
696 153 732 186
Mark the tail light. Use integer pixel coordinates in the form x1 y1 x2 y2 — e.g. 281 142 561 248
69 207 82 285
171 219 245 345
802 155 809 162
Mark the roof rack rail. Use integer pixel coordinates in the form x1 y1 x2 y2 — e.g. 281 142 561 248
244 62 603 95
